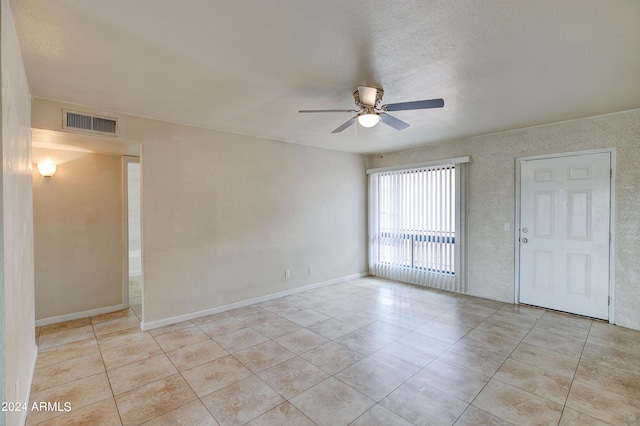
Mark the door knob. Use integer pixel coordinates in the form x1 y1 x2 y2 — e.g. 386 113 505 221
522 238 528 243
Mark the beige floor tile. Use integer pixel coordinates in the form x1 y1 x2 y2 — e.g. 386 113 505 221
249 317 302 339
380 377 468 425
395 332 451 358
35 397 121 426
368 348 425 376
279 309 331 327
335 357 411 402
498 303 546 318
196 316 246 338
586 329 640 355
574 359 640 400
454 405 513 426
142 400 219 425
258 356 330 399
413 320 473 344
101 338 163 370
559 407 615 426
361 319 412 341
472 379 563 425
290 377 375 426
335 329 395 356
246 401 315 426
97 328 152 351
475 317 532 341
307 318 358 340
32 353 105 393
533 318 590 341
459 328 520 356
91 309 136 325
493 359 572 405
414 359 490 403
437 342 507 376
148 321 195 338
40 318 93 336
565 381 640 425
311 301 354 317
334 311 380 328
115 374 197 426
381 312 432 329
233 309 281 327
455 302 497 317
38 325 96 350
590 321 640 342
213 327 269 353
201 375 285 426
300 341 365 375
93 316 141 336
581 342 640 376
509 342 579 378
181 354 252 397
234 340 296 373
274 328 330 355
434 310 488 328
489 309 540 328
107 353 178 395
165 339 228 371
540 311 593 330
350 404 413 426
27 373 113 426
523 329 585 357
154 327 210 352
190 311 230 326
36 338 99 367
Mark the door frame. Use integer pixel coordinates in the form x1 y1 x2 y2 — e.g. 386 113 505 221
514 148 616 322
122 156 141 311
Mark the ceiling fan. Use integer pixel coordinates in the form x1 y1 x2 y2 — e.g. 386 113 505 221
299 86 444 133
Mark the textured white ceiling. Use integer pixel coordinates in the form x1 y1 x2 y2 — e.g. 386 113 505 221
10 0 640 154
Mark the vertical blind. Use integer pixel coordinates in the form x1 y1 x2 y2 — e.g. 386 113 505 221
368 159 468 293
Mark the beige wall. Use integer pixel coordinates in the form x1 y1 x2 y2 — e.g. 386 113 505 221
33 153 123 320
368 109 640 330
31 98 369 326
1 0 36 424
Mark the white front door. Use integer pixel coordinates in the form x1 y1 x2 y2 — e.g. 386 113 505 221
519 152 611 319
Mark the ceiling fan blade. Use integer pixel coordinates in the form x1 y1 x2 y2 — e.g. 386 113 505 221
331 117 356 133
357 86 378 106
380 113 410 131
383 98 444 111
299 109 357 113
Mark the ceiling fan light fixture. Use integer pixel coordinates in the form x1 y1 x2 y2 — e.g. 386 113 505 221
357 112 380 128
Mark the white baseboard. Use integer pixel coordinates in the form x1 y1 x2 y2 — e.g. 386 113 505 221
35 304 126 327
141 272 368 331
19 344 38 426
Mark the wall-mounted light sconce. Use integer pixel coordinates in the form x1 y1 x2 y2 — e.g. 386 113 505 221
37 160 57 177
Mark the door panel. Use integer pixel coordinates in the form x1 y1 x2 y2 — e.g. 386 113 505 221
519 152 610 319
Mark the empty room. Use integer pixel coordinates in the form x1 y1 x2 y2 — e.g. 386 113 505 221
2 1 640 425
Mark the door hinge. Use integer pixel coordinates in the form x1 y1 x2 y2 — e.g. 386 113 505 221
610 169 613 179
608 296 610 306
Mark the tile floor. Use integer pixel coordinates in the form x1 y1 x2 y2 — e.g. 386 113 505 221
28 277 640 425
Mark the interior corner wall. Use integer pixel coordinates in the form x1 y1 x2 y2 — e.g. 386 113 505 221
1 0 36 424
30 98 369 327
139 120 368 323
368 109 640 330
33 153 123 320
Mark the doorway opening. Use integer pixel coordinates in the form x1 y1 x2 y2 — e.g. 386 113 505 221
124 157 142 320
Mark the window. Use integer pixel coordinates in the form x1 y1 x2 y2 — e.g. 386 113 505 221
368 158 468 292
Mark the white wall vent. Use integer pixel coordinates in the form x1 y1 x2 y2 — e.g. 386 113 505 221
63 109 119 136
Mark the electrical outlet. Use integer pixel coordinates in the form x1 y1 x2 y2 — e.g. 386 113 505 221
285 269 290 279
308 267 313 275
